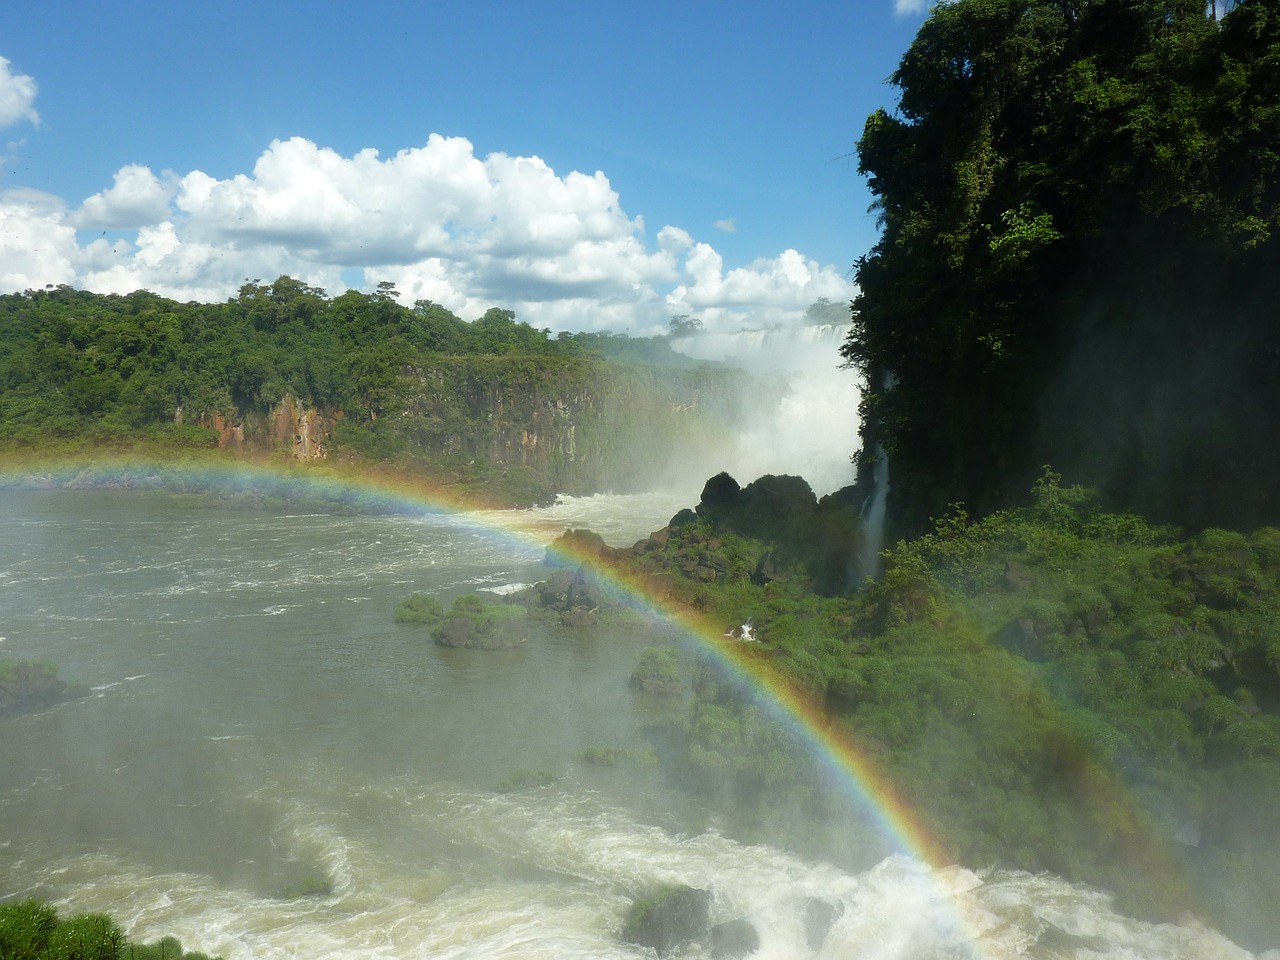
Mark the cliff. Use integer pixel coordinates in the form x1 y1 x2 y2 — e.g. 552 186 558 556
180 356 765 503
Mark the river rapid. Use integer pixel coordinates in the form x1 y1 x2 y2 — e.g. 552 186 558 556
0 489 1267 959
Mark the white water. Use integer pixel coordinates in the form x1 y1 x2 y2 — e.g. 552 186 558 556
0 490 1268 959
671 324 860 496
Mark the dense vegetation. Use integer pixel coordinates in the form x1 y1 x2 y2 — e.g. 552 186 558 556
844 0 1280 537
0 899 219 960
0 282 764 504
561 471 1280 949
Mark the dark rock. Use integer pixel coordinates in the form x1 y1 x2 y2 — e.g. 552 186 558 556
736 474 817 536
710 918 759 958
651 527 672 547
546 528 606 566
669 508 698 528
696 472 742 521
803 897 844 951
621 885 712 956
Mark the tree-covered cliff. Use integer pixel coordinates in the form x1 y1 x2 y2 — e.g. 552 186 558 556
844 0 1280 538
0 281 768 503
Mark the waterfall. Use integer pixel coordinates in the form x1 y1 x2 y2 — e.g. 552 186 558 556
669 324 858 496
857 445 890 582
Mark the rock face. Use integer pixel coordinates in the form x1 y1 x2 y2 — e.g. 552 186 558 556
199 394 338 460
621 886 712 956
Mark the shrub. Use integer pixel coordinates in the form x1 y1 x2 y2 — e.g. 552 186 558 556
630 647 680 695
394 592 444 624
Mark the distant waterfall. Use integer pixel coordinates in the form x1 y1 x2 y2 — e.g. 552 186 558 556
669 324 858 496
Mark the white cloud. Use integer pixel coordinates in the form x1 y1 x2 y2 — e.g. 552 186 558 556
713 218 736 233
0 134 854 336
71 164 175 228
0 188 76 290
0 57 38 128
666 245 852 334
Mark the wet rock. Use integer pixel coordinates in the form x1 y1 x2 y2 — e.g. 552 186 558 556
696 472 742 522
710 918 759 958
621 885 712 956
803 897 844 951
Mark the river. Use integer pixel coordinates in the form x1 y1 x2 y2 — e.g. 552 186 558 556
0 489 1265 959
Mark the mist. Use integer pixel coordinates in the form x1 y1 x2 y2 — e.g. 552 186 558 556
664 321 860 498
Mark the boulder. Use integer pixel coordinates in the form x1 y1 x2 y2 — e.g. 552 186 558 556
803 897 844 951
621 885 712 956
710 918 759 958
696 472 742 522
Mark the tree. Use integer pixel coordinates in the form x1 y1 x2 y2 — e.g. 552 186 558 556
668 315 703 338
845 0 1280 536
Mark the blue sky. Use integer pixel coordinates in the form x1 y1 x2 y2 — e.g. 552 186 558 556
1 1 929 335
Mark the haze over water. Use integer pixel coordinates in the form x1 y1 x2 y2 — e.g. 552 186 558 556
0 490 1262 958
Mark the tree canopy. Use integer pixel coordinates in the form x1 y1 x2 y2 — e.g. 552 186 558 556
844 0 1280 537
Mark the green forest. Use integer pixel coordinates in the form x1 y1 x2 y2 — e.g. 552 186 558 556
6 0 1280 955
0 281 767 505
844 0 1280 538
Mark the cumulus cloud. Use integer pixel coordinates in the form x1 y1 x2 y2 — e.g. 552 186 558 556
713 218 736 233
666 245 851 334
71 164 176 228
0 188 76 290
0 58 38 128
0 133 854 335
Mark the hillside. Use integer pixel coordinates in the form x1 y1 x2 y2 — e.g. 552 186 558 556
0 282 772 504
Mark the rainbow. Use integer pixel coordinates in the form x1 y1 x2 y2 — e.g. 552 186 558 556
0 455 1192 952
0 457 946 848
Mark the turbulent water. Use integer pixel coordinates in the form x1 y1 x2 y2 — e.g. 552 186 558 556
0 490 1265 959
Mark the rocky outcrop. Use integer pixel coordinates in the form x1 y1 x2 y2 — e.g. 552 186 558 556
433 594 528 649
621 885 712 956
0 660 88 717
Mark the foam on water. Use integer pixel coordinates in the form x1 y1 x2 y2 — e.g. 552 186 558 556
15 778 1258 960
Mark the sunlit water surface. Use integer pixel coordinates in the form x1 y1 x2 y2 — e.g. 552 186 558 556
0 490 1266 959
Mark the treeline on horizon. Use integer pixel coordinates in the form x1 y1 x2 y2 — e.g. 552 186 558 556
845 0 1280 538
0 280 783 503
0 278 699 450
